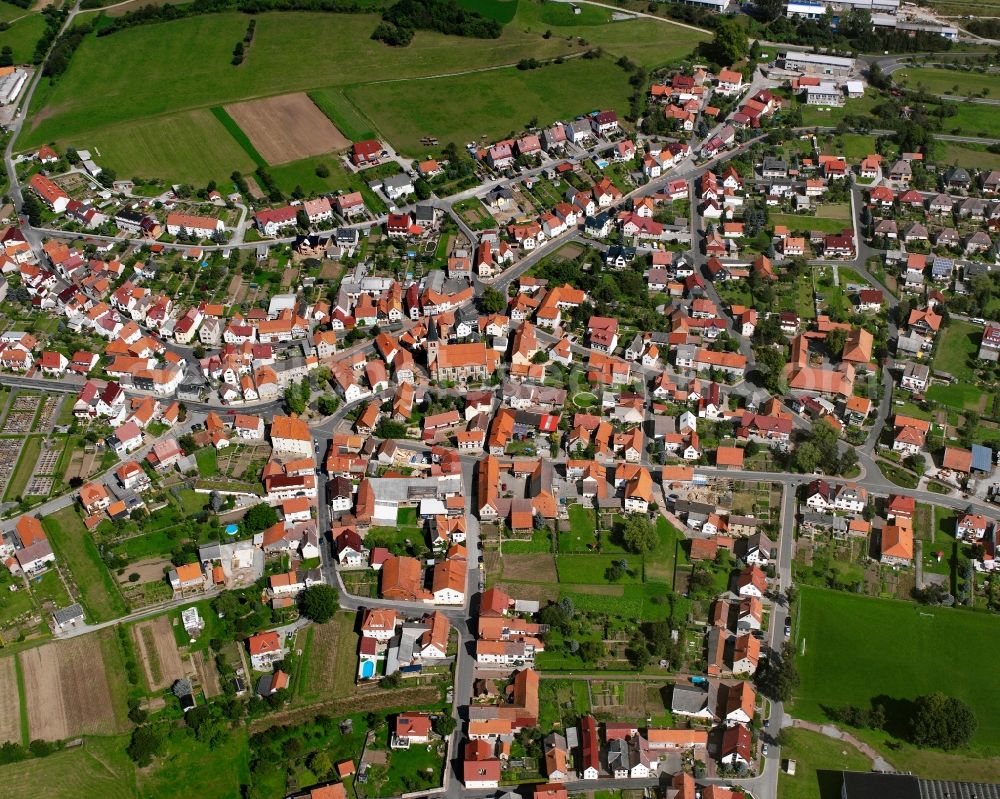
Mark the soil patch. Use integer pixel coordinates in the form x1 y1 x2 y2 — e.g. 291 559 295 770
225 92 349 164
500 554 558 583
19 636 117 740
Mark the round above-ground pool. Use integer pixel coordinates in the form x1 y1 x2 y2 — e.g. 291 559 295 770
225 523 239 536
361 660 375 679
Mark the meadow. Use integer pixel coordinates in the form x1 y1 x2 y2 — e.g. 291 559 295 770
937 141 1000 172
82 109 256 185
0 12 48 65
20 4 705 182
794 587 1000 750
895 67 999 97
347 57 633 156
21 11 579 149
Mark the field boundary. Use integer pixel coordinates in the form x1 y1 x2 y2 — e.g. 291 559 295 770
308 89 377 142
14 655 27 745
210 105 268 168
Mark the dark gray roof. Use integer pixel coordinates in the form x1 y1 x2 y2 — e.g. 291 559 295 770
920 779 1000 799
52 603 84 625
843 772 920 799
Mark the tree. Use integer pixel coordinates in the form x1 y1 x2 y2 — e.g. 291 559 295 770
909 693 977 750
315 162 331 178
605 562 626 582
709 18 747 66
299 584 339 623
126 725 163 766
284 382 306 415
480 285 506 314
756 641 799 702
622 515 658 554
243 502 278 533
826 327 847 360
414 178 432 200
433 714 457 736
20 193 42 226
296 209 310 229
309 751 333 779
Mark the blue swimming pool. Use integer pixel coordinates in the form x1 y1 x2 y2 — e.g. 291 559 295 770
225 523 239 536
361 660 375 679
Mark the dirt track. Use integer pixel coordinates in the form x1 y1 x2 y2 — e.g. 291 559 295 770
0 656 21 743
226 92 349 164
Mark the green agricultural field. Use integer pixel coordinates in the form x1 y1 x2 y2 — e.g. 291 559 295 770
346 57 632 157
0 12 48 65
80 109 257 185
308 88 376 141
778 727 871 799
932 320 980 382
895 66 998 97
795 587 1000 750
21 12 578 149
42 506 127 622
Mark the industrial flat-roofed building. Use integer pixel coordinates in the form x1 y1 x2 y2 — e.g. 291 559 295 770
781 51 856 77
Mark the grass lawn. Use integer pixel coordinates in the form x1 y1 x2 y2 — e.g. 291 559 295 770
0 567 35 626
556 553 642 584
194 446 219 477
4 434 40 501
268 155 386 211
0 12 48 66
932 320 980 382
21 11 580 149
28 568 71 608
935 100 1000 139
795 587 1000 751
925 383 989 412
42 506 127 621
568 503 596 538
376 743 444 797
777 727 871 799
0 734 137 799
821 133 875 161
176 488 209 515
879 461 918 489
346 57 632 157
78 109 257 185
645 517 686 585
503 528 552 554
799 92 880 127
